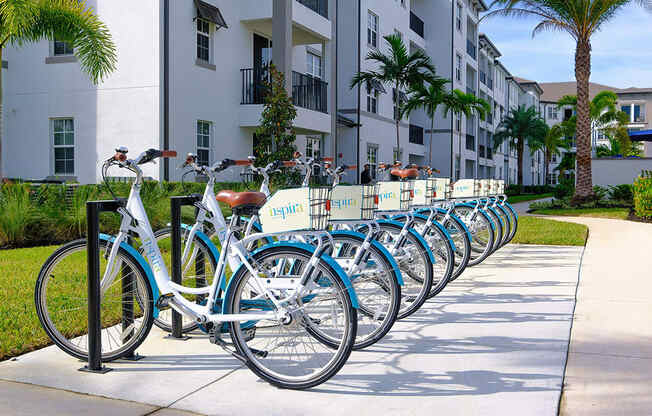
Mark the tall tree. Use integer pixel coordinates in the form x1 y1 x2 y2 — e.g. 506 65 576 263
350 34 435 163
487 0 652 199
0 0 117 180
492 105 547 185
529 123 571 184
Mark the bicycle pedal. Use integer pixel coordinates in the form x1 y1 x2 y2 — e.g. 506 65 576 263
155 293 175 309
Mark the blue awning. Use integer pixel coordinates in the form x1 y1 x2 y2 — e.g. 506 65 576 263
629 129 652 141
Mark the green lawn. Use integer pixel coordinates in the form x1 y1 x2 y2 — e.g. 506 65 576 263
531 207 630 220
512 216 588 246
0 245 60 360
507 193 554 204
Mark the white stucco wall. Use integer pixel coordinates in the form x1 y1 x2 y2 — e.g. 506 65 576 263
592 158 652 186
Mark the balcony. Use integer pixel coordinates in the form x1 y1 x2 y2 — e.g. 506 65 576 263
487 147 493 160
466 39 477 60
292 71 328 113
410 11 424 38
409 124 424 145
479 71 486 85
296 0 327 18
241 68 327 113
466 134 475 151
466 87 476 97
240 68 331 134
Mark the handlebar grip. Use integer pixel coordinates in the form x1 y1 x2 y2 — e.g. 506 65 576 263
346 165 357 171
113 152 127 162
323 157 334 162
161 150 177 158
282 161 297 167
234 160 252 166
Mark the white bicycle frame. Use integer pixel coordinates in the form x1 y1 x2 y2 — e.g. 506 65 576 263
102 163 327 326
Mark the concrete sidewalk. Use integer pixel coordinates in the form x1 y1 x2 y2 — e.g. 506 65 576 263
546 217 652 416
0 245 583 416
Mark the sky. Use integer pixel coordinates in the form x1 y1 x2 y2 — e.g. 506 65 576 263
480 5 652 89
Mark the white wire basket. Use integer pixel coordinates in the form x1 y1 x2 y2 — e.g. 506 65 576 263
258 187 331 233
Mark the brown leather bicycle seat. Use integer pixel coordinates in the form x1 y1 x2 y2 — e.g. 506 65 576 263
216 190 267 209
390 168 419 179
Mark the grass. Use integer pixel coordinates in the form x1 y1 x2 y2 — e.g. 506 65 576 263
511 216 588 246
0 245 60 360
507 193 554 204
531 207 630 220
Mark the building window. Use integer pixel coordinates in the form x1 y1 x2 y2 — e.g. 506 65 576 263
53 118 74 175
455 156 461 180
367 11 378 48
53 39 74 56
547 106 558 120
197 120 211 166
455 112 462 132
366 83 378 114
306 136 321 159
197 19 211 62
306 52 322 79
394 29 402 41
456 3 463 31
455 54 462 81
634 104 646 122
367 144 378 179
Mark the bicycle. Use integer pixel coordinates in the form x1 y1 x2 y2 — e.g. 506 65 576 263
35 147 359 390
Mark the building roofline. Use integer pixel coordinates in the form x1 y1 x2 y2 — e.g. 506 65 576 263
495 60 512 77
479 33 502 58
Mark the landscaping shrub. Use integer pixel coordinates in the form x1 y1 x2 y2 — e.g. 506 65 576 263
609 184 633 203
593 185 609 201
505 184 522 196
554 178 575 199
0 180 256 248
633 175 652 219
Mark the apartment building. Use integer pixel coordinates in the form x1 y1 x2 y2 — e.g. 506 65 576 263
617 88 652 157
2 0 336 183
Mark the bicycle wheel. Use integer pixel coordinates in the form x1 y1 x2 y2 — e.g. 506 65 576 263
151 227 218 333
431 211 471 282
493 204 512 247
404 215 455 299
501 202 519 243
326 232 401 350
484 206 504 254
452 205 495 266
226 245 357 390
370 222 434 320
35 239 154 361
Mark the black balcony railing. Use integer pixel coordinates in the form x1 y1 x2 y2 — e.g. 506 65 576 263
466 134 475 151
479 145 485 158
241 68 328 113
487 147 493 160
466 39 477 60
409 124 424 145
241 67 270 105
292 71 328 113
297 0 328 18
410 11 424 38
479 71 486 85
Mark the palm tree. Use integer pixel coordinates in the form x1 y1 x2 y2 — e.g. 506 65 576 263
0 0 117 180
487 0 652 199
443 90 490 179
400 73 465 169
492 105 547 185
350 34 435 163
529 123 571 184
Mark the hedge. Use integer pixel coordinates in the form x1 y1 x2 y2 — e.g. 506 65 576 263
633 174 652 219
0 181 252 249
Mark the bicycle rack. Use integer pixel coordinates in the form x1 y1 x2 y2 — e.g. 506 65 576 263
169 195 204 339
79 200 123 374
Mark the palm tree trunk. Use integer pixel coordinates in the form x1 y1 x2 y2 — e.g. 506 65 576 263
574 39 593 198
517 137 524 186
429 116 434 167
0 46 3 181
395 81 400 163
545 150 550 185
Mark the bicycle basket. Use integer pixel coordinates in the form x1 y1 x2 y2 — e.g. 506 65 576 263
377 180 413 211
329 184 377 221
451 179 481 198
258 187 331 233
413 178 441 206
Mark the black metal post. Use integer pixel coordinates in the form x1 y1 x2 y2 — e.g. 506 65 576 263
168 195 202 339
79 200 121 374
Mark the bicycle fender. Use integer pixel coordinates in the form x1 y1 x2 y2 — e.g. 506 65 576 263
330 230 404 286
390 213 456 254
221 241 359 314
374 219 436 265
100 234 160 319
180 224 224 289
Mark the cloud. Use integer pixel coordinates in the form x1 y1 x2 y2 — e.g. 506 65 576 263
481 6 652 88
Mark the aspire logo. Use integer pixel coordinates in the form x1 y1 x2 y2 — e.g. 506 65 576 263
269 202 304 219
331 198 357 210
378 191 397 202
142 237 163 274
